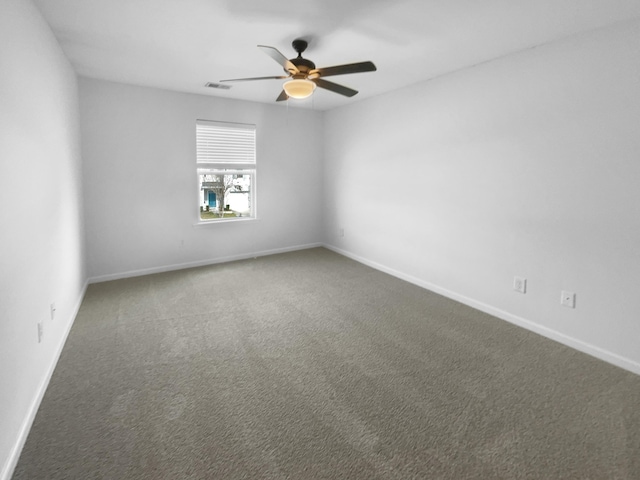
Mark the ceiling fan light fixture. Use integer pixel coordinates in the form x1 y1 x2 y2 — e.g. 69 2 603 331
283 78 316 99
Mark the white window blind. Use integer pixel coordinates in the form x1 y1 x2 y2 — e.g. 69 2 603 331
196 120 256 164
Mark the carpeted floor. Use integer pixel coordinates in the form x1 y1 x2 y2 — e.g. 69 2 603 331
13 248 640 479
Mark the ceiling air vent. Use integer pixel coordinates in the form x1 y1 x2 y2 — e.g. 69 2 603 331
205 82 231 90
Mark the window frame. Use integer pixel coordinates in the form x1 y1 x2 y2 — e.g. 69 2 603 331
195 120 257 225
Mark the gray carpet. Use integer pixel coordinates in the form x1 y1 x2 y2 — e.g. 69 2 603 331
13 248 640 479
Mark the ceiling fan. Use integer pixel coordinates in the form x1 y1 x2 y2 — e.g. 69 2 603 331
219 39 377 101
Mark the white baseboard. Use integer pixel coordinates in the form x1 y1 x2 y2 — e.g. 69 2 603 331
88 243 323 284
324 244 640 377
1 279 89 480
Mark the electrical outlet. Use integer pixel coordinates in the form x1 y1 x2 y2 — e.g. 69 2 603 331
513 276 527 294
37 322 43 343
339 228 344 238
50 302 56 320
561 291 576 308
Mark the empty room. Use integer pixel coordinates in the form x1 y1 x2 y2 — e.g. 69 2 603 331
2 0 640 478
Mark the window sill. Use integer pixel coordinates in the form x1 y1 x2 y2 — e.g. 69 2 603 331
193 217 258 227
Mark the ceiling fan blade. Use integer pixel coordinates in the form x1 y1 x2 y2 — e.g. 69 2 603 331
276 90 289 102
220 75 290 83
312 78 358 97
310 61 376 78
258 45 298 74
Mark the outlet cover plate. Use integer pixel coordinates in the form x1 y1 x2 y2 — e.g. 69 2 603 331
513 276 527 294
561 291 576 308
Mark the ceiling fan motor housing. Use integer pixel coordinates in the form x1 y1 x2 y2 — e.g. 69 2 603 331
290 57 315 77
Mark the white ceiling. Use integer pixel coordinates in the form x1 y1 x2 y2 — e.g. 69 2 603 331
33 0 640 111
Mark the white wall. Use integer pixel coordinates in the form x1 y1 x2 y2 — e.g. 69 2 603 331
324 20 640 373
0 0 86 478
79 79 324 280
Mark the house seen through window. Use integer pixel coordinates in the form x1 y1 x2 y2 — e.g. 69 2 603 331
196 120 256 221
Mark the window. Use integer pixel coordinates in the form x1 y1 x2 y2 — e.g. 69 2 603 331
196 120 256 221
